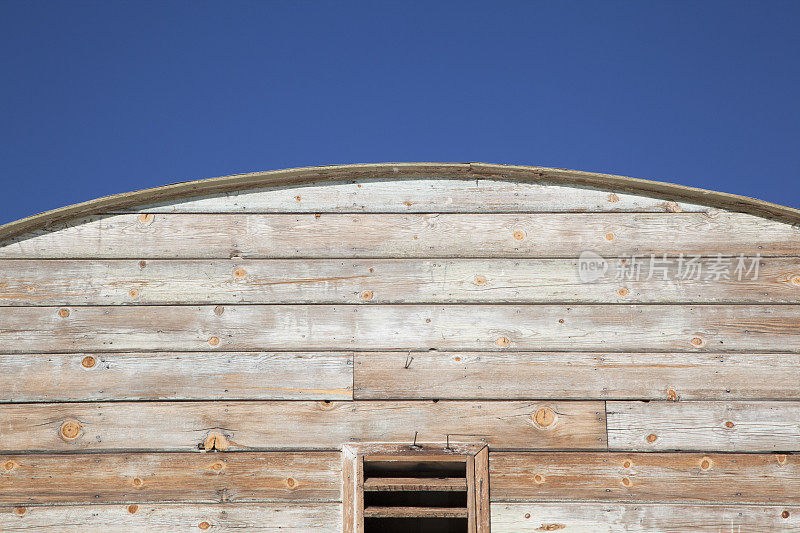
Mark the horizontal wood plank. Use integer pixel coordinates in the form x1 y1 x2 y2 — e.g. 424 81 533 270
0 352 352 402
1 304 798 354
355 352 800 401
607 401 800 452
0 452 340 505
2 212 797 259
0 401 605 452
491 502 799 532
120 178 710 214
2 257 798 306
362 478 467 492
0 503 341 532
490 452 800 504
363 506 468 518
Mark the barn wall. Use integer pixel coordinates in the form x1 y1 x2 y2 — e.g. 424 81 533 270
1 174 799 531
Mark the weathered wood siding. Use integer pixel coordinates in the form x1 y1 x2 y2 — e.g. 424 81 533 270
1 171 799 531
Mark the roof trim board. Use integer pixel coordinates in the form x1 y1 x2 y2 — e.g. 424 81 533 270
1 162 797 242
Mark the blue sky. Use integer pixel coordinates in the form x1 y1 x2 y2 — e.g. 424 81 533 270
1 1 798 224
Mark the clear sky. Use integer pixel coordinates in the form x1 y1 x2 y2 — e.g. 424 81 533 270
1 1 799 225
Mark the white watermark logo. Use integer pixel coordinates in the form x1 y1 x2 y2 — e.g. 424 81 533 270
578 253 761 283
578 251 609 283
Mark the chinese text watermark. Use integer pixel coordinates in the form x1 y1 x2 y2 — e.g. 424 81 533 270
578 252 761 283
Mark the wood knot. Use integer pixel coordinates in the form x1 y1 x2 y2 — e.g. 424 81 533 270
81 356 96 368
783 511 791 519
513 230 526 241
791 276 800 286
621 477 631 487
605 232 615 241
132 477 143 487
139 260 147 269
533 474 545 484
233 268 247 279
667 389 678 401
60 420 82 440
58 308 70 318
199 522 211 530
664 201 682 213
127 504 138 514
474 275 487 285
777 455 787 465
607 193 620 203
646 434 658 443
622 460 632 469
724 421 735 429
15 507 25 516
700 458 712 470
210 461 225 472
208 337 220 347
214 305 224 316
137 213 154 225
129 289 139 298
203 432 230 452
361 291 373 300
453 356 461 362
536 524 565 531
691 337 704 347
4 460 17 471
618 288 629 296
286 477 297 489
524 513 531 519
495 336 510 348
317 400 336 411
533 408 556 429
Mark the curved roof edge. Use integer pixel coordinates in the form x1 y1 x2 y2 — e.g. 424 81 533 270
1 162 798 242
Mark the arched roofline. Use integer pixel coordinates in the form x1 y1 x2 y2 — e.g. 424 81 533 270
1 162 798 241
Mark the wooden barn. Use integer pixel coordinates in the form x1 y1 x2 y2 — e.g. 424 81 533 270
0 162 799 532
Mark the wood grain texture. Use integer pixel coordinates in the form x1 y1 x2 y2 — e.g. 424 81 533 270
0 503 341 532
474 446 491 533
1 304 797 354
2 212 798 259
362 478 468 491
0 401 606 452
491 502 799 532
355 352 800 401
3 163 800 245
3 257 797 306
0 452 340 505
362 506 468 518
0 352 353 402
607 401 800 452
490 452 800 504
341 447 356 533
121 178 709 214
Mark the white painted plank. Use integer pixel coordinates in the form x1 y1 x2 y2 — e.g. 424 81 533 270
0 401 606 452
2 212 797 259
607 401 800 452
0 452 341 504
0 503 341 532
1 257 797 306
354 352 800 400
0 352 352 402
120 178 710 214
1 304 796 354
492 502 799 532
490 452 800 503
